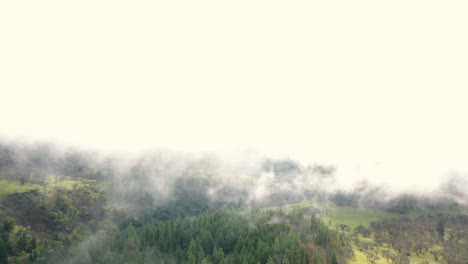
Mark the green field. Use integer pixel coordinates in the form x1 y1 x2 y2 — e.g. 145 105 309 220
264 199 316 213
320 206 442 264
267 200 399 229
0 179 40 197
270 200 453 264
348 244 439 264
0 176 105 198
319 205 398 229
45 176 100 190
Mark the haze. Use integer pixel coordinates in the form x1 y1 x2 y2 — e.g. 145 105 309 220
1 0 468 191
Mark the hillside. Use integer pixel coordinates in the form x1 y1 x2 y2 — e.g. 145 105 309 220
1 176 352 264
2 175 468 263
1 142 468 263
271 200 468 264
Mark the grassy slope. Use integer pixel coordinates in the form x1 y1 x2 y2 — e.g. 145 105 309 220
0 177 77 216
348 244 438 264
45 176 99 189
321 206 445 263
0 179 40 197
263 199 316 213
333 205 465 263
319 206 397 229
265 200 399 229
269 200 450 264
0 180 460 263
0 176 102 199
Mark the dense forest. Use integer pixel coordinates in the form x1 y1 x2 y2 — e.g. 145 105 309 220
35 210 354 264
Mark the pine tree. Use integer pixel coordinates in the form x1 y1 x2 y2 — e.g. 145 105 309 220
231 251 242 264
330 252 338 264
200 230 214 255
267 256 275 264
188 240 198 264
124 224 140 254
212 247 225 264
0 239 8 264
201 257 211 264
28 236 37 253
437 221 445 239
312 253 322 264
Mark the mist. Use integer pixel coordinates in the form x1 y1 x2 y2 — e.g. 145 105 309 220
1 138 467 213
2 1 468 262
3 138 468 263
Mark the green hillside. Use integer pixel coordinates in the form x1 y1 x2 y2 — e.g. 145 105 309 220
0 179 40 197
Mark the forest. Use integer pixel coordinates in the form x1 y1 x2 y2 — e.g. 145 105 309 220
1 141 468 264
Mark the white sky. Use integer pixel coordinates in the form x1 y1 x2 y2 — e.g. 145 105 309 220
1 0 468 190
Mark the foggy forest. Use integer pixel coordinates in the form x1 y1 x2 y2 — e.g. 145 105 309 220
2 0 468 263
0 140 467 263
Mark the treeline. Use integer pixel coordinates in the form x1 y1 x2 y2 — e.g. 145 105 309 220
0 142 112 183
0 183 106 264
331 190 466 214
353 214 468 263
2 185 106 233
36 210 353 264
0 141 338 212
0 217 39 264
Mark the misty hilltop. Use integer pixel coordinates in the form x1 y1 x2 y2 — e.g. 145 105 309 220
2 0 468 263
0 140 468 263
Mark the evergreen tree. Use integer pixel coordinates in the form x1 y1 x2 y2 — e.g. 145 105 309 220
188 240 198 264
212 247 225 264
267 256 275 264
0 239 8 264
124 224 140 254
437 221 445 239
312 253 322 264
330 252 338 264
200 230 214 255
201 257 211 264
231 251 242 264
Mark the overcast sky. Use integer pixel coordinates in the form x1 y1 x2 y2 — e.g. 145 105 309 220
1 0 468 190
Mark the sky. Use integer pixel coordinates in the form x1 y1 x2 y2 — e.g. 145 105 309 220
1 0 468 190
